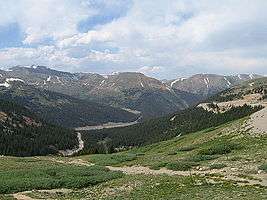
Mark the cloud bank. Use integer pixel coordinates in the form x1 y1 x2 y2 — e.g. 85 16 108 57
0 0 266 78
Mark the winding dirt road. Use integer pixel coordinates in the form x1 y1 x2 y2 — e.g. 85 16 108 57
59 132 84 156
75 116 142 131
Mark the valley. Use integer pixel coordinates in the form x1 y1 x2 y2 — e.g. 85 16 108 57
0 67 266 199
1 108 266 199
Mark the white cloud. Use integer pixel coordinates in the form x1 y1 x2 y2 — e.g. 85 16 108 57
0 0 267 78
139 66 162 73
0 0 93 44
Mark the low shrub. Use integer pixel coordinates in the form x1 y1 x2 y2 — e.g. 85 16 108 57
187 155 218 162
209 163 227 169
0 165 123 194
198 142 242 155
166 161 199 171
259 164 267 172
178 145 197 152
150 162 168 170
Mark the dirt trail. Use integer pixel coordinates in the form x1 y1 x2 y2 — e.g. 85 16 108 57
248 107 267 135
58 132 84 156
13 193 34 200
47 155 267 187
13 189 72 200
48 157 93 167
107 166 267 187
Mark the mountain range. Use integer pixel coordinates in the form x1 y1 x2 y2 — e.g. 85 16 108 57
0 65 262 122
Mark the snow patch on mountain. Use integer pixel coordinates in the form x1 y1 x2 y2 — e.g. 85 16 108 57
6 78 25 83
224 77 232 87
204 78 209 88
100 80 105 86
0 78 24 88
47 76 51 82
170 78 187 87
0 82 10 88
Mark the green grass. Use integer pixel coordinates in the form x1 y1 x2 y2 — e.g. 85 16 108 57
85 153 137 166
0 157 123 194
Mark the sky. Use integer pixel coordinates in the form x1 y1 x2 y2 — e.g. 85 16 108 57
0 0 267 79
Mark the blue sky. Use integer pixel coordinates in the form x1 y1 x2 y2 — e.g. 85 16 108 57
0 0 267 79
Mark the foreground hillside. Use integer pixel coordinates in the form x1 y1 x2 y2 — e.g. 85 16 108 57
1 112 266 199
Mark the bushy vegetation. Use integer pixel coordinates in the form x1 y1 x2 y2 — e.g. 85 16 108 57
81 105 262 154
259 164 267 172
198 142 242 155
0 163 123 194
165 161 199 171
150 161 199 171
187 155 218 162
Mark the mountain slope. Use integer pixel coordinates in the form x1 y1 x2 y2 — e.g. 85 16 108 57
0 78 138 128
2 66 263 120
209 77 267 102
1 66 201 119
0 99 78 156
167 73 263 98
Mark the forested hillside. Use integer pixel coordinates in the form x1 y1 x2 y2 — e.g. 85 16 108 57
0 99 78 156
81 105 262 154
0 81 138 128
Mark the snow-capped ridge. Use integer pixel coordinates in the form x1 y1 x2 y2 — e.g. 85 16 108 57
0 78 25 88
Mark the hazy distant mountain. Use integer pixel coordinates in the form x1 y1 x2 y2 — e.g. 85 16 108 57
209 77 267 103
167 73 263 98
0 66 262 119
